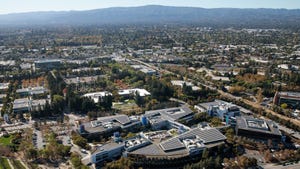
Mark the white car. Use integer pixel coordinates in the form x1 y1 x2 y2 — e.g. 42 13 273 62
81 149 87 154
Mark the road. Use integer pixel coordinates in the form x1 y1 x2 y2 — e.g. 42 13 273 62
242 98 300 127
169 97 188 105
132 58 300 129
262 163 300 169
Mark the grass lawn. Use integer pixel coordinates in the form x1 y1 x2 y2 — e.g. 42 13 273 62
113 100 139 111
0 135 13 146
11 159 26 169
0 157 12 169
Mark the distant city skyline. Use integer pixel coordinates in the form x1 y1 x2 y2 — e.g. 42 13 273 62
1 0 300 14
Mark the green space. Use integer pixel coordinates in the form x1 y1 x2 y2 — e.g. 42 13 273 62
0 157 12 169
11 159 26 169
113 100 139 111
0 135 13 146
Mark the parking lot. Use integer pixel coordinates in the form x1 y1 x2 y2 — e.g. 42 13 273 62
33 129 45 149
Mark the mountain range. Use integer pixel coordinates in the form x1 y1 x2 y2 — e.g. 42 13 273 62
0 5 300 28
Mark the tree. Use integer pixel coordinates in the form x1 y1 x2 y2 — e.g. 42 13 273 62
52 94 65 114
105 157 134 169
239 156 257 168
134 91 144 107
225 128 235 143
70 153 89 169
281 103 288 109
72 133 88 149
210 117 222 127
25 148 38 160
81 97 96 113
100 95 113 110
202 149 209 159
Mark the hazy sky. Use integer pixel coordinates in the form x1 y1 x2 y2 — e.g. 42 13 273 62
1 0 300 14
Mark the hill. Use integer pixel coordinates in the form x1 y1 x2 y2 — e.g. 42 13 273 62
0 5 300 28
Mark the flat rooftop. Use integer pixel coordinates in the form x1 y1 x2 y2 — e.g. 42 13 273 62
129 127 225 157
83 91 112 103
16 86 48 95
0 94 6 99
159 127 226 152
277 91 300 99
197 99 252 114
171 80 193 87
96 115 131 125
236 116 281 136
83 115 133 134
34 59 61 63
145 106 193 121
129 143 189 158
64 75 106 84
93 142 124 155
118 88 150 97
0 83 9 90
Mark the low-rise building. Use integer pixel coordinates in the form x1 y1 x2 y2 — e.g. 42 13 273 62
34 59 61 70
195 100 241 122
13 98 49 113
64 75 106 85
130 65 157 75
127 127 226 159
118 88 150 97
0 83 9 92
145 106 194 125
235 116 282 141
83 91 112 103
82 142 124 168
171 80 200 91
16 86 48 97
273 91 300 109
79 115 141 140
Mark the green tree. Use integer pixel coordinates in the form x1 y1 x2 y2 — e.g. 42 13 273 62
25 148 38 160
52 94 65 113
225 128 235 143
210 117 222 127
281 103 288 109
105 157 134 169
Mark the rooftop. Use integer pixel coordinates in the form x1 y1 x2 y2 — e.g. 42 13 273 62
236 116 281 136
118 88 150 97
277 91 300 98
129 127 225 157
159 127 226 152
0 83 9 90
145 106 193 122
83 114 134 134
16 86 48 95
125 136 151 152
171 80 193 87
34 59 61 64
96 115 131 125
64 75 106 84
93 142 124 155
197 100 252 114
83 91 112 103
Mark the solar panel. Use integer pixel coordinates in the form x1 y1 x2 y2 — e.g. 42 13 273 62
179 128 226 144
132 144 162 155
160 138 185 151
